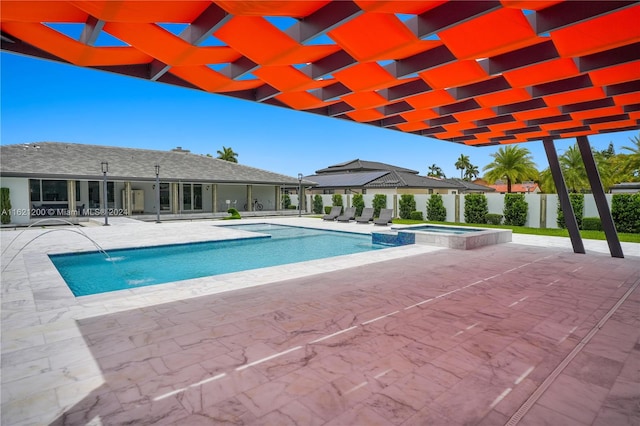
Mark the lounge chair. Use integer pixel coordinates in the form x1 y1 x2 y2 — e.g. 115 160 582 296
336 207 357 222
355 207 374 224
322 206 342 221
374 208 394 225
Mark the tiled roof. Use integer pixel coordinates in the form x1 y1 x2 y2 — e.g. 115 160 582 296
490 183 540 193
315 159 418 175
303 171 388 188
0 142 305 185
366 170 459 189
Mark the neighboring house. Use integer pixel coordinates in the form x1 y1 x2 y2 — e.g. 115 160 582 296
0 142 309 224
610 182 640 194
473 178 540 194
304 159 494 196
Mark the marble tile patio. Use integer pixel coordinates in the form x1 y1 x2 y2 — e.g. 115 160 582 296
1 217 638 425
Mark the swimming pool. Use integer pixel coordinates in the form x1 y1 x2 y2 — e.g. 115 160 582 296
50 224 389 296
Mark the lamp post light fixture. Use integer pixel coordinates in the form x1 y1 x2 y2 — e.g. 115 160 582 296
155 164 161 223
101 161 109 226
297 173 303 217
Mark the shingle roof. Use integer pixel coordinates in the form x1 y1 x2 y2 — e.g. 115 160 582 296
304 171 388 188
0 142 306 185
366 171 460 189
315 159 418 175
443 178 496 192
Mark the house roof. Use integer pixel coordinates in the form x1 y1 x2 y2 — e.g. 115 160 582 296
2 1 637 146
304 171 388 188
490 183 540 193
443 178 496 192
315 159 418 175
0 142 307 185
304 170 460 190
366 171 459 189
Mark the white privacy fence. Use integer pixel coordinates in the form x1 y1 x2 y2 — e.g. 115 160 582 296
302 193 615 229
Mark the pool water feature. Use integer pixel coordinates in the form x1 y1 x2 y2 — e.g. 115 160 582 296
50 224 390 296
382 223 512 250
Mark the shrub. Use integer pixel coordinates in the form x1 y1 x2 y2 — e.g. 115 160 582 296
557 193 584 229
282 193 291 209
612 193 640 233
410 211 424 221
486 213 503 225
352 193 365 216
331 194 343 214
582 217 602 231
224 208 241 220
399 194 416 219
288 205 297 209
312 194 323 214
372 194 387 217
426 194 446 222
1 188 11 225
464 194 488 224
324 206 332 215
503 193 528 226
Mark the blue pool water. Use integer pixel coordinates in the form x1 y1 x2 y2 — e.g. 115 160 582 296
50 224 389 296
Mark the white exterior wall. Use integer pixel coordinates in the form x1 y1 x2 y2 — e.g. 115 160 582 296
0 177 30 224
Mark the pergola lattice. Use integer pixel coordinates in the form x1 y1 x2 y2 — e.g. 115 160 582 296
2 0 639 257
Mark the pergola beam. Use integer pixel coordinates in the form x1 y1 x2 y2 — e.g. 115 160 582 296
576 136 624 258
180 3 231 46
79 16 105 46
543 138 585 254
285 0 363 44
406 1 502 39
529 1 636 34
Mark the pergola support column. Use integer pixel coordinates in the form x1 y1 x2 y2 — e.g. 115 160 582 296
576 136 624 258
543 138 585 254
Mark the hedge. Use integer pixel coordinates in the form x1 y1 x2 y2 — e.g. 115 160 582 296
426 194 446 222
557 193 584 229
352 193 365 217
503 193 528 226
372 194 387 217
582 217 602 231
485 213 503 225
312 194 323 214
399 194 416 219
612 193 640 233
464 194 488 224
410 211 424 221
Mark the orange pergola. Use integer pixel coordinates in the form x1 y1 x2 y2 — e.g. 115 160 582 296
1 0 639 256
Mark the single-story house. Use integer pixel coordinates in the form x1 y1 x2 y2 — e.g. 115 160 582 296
610 182 640 194
304 159 494 196
0 142 311 225
473 178 541 194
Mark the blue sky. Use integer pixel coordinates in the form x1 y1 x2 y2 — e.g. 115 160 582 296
2 52 637 179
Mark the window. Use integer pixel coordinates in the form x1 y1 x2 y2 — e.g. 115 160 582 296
29 179 69 202
76 181 81 202
30 179 40 202
160 183 170 211
182 183 203 211
183 184 192 210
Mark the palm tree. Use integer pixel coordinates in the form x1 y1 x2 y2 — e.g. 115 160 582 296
464 164 479 181
454 154 471 179
483 145 538 193
427 164 446 178
621 133 640 179
216 146 238 163
558 145 589 193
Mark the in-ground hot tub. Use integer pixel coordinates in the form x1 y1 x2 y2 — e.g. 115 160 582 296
373 224 511 250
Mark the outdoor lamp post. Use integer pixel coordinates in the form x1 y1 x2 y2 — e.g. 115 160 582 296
101 161 109 226
155 164 161 223
297 173 303 217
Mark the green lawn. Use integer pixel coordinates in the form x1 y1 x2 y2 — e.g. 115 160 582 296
391 219 640 243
